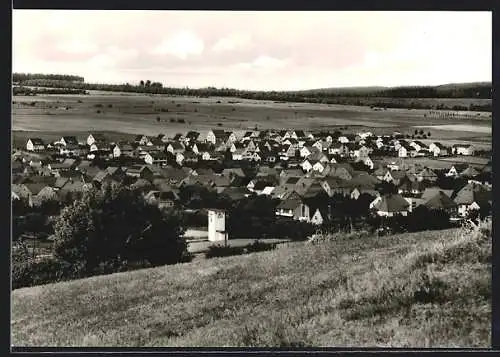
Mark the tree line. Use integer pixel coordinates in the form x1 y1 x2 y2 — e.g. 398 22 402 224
12 73 492 106
13 73 85 82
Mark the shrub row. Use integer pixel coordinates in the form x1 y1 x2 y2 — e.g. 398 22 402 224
205 240 277 259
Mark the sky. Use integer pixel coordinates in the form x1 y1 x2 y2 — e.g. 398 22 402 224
12 11 492 91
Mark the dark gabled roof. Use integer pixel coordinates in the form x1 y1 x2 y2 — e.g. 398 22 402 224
374 194 410 213
285 176 300 185
159 167 188 181
451 163 469 172
219 187 249 201
186 131 200 139
294 130 306 137
424 191 458 210
93 171 109 183
398 177 424 191
28 138 45 145
62 136 78 144
222 168 245 177
23 183 48 195
454 183 491 205
169 142 185 150
277 197 303 210
459 166 480 177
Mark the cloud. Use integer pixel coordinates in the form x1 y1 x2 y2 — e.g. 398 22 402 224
12 10 492 90
150 30 204 59
212 32 252 53
55 39 98 55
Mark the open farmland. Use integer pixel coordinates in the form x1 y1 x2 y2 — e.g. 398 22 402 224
11 226 491 347
12 92 491 148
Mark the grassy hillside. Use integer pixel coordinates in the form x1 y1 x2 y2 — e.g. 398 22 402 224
11 223 491 347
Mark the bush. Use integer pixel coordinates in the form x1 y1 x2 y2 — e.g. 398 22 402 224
52 186 187 276
245 240 277 253
12 257 78 290
205 245 245 258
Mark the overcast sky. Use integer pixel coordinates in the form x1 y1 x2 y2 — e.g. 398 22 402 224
13 11 492 91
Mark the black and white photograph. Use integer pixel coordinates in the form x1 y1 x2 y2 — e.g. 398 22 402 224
11 10 492 348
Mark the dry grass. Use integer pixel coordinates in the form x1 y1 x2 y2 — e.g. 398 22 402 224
11 222 491 347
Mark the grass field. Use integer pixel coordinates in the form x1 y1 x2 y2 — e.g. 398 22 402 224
12 93 492 148
11 223 491 347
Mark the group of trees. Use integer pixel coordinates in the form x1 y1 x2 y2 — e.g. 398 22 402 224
13 73 85 82
13 185 188 289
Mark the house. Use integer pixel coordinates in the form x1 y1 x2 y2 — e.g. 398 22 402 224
424 191 458 216
428 142 449 157
86 133 106 146
445 164 469 178
301 159 313 173
60 144 85 157
222 168 246 180
144 151 169 166
26 138 45 152
135 135 152 146
321 177 350 197
310 208 326 225
167 142 186 154
383 170 407 185
327 163 355 181
409 140 428 152
125 165 154 181
185 131 201 143
416 168 438 182
158 166 189 185
206 129 230 144
338 136 350 144
59 136 79 147
144 190 177 209
300 146 313 158
328 142 348 156
112 143 134 158
397 177 425 196
353 145 371 160
312 161 329 174
453 183 491 217
355 156 374 170
47 158 78 173
398 144 410 158
452 144 475 156
275 192 310 222
459 166 481 178
370 194 410 217
192 143 212 155
178 152 198 165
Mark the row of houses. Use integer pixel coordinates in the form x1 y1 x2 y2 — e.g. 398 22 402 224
16 129 490 225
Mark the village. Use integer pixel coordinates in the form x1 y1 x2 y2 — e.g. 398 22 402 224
12 127 492 247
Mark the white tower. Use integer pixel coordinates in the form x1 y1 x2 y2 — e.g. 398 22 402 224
208 209 227 242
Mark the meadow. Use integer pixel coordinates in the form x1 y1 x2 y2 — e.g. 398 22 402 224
11 222 491 347
12 92 492 149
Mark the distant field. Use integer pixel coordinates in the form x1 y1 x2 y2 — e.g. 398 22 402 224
12 93 491 148
380 157 490 170
11 226 491 347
